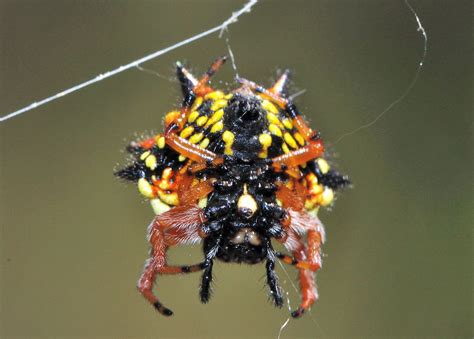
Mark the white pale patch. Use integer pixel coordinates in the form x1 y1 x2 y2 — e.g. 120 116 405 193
150 198 171 215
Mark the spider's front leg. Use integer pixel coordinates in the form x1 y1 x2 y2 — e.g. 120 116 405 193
137 204 207 316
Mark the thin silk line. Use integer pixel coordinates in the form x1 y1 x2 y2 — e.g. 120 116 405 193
0 0 258 123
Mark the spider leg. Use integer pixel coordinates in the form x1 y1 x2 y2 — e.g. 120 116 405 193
266 250 284 307
277 209 325 318
268 69 290 96
199 234 222 303
137 205 207 316
193 56 227 96
271 139 324 171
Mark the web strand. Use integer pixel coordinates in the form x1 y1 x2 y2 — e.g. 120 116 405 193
0 0 258 123
335 0 427 144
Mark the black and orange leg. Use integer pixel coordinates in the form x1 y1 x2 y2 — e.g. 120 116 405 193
137 205 207 316
274 252 320 272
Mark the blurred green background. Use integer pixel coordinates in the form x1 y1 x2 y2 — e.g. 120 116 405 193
1 0 471 338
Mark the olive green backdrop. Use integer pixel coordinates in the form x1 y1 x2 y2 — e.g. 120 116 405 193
1 0 471 338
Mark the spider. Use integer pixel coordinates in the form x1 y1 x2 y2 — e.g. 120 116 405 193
115 57 350 318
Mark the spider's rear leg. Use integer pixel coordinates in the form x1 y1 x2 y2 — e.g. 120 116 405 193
137 205 207 316
277 210 325 318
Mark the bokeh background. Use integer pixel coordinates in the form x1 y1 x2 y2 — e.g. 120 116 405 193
1 0 471 338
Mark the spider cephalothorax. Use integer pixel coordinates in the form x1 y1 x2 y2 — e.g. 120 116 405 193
115 57 349 318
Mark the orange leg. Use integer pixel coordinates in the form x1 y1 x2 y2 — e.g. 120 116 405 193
137 205 207 316
164 131 218 163
277 209 325 318
272 139 324 170
193 56 227 96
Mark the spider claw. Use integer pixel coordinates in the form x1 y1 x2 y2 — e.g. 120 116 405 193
290 307 306 318
153 301 174 316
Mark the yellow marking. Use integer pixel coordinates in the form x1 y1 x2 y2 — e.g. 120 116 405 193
178 155 186 162
196 116 208 126
284 133 298 149
268 123 282 137
138 178 155 198
199 138 210 149
162 168 173 179
158 191 179 206
189 132 204 144
275 199 282 207
259 133 272 148
258 133 272 159
294 132 305 146
261 99 279 114
158 180 171 190
140 151 151 161
190 96 203 112
179 126 194 139
205 109 224 127
211 99 228 111
204 91 224 100
309 184 323 195
305 199 316 210
282 118 293 129
157 136 166 149
317 158 330 174
187 111 200 123
225 93 233 99
150 198 170 215
222 130 235 155
319 187 334 206
210 121 224 133
282 143 290 154
145 154 157 170
267 113 284 129
198 197 208 208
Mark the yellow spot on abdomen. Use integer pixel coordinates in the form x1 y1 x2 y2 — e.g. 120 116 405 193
282 118 293 129
268 123 282 137
157 136 166 149
158 191 179 206
190 97 203 112
196 116 208 126
222 130 235 155
145 154 157 170
317 158 330 174
284 132 298 149
138 178 155 198
261 100 279 114
211 99 228 111
187 111 200 123
205 91 224 100
199 138 210 149
189 132 204 144
180 126 194 139
294 132 305 146
210 121 224 133
205 109 224 127
140 151 151 161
